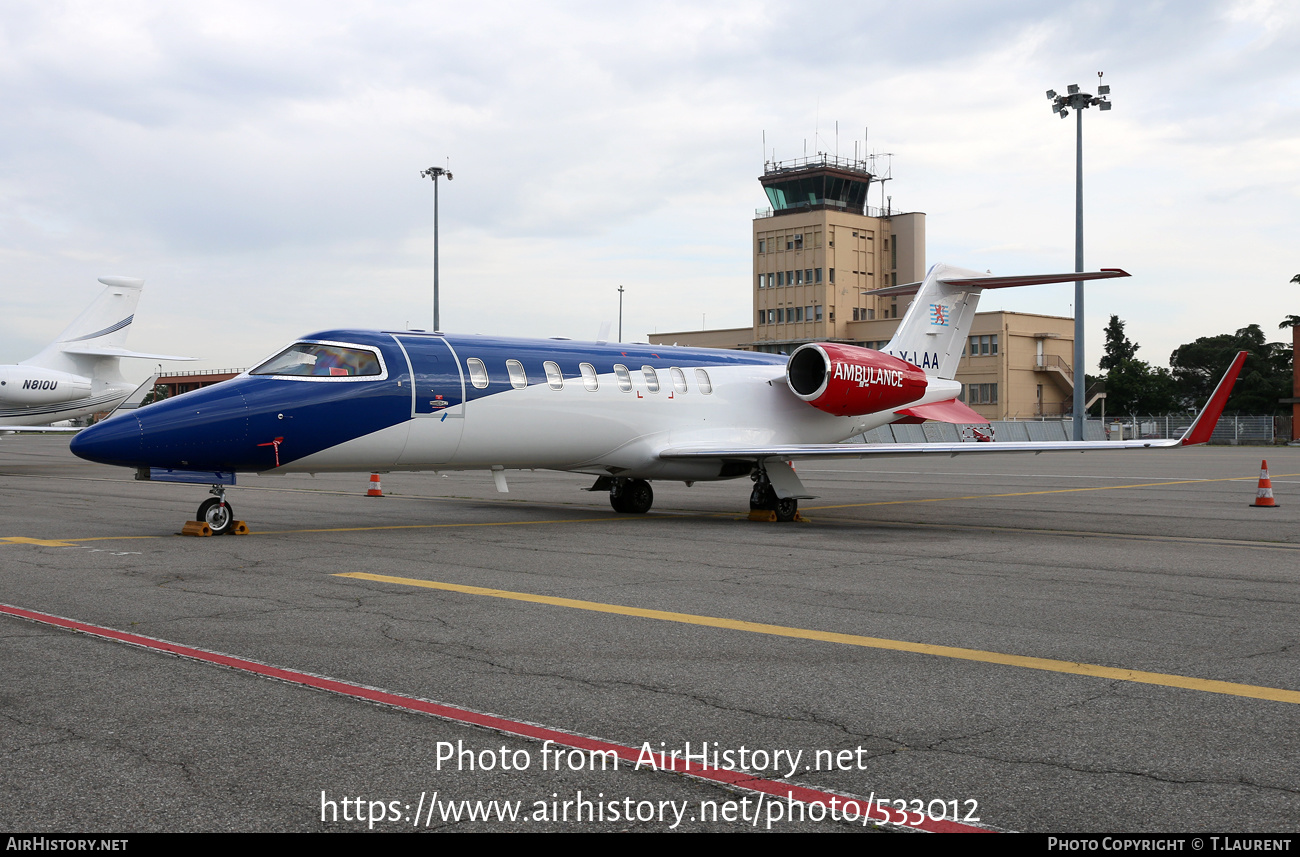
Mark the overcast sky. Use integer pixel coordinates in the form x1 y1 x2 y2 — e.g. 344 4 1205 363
1 0 1296 374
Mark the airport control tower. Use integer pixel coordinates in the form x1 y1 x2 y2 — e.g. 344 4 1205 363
751 154 925 352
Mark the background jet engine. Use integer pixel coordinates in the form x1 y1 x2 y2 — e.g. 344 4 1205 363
785 343 927 417
0 367 93 406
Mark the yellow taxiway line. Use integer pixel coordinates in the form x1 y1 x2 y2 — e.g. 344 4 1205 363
337 571 1300 707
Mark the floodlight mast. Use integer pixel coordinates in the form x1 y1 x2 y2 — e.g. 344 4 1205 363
1047 73 1112 440
420 165 454 332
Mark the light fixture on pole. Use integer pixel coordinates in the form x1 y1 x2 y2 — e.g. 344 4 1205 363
617 285 624 342
419 165 453 331
1046 73 1111 440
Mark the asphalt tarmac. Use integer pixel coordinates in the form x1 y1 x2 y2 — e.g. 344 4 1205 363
1 436 1297 833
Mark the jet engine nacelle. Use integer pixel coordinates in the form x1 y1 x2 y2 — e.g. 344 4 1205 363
786 343 928 417
0 366 93 405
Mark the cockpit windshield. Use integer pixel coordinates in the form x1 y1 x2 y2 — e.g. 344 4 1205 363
250 343 382 378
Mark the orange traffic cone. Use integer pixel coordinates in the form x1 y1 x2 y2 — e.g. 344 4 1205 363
366 473 383 498
1250 460 1278 508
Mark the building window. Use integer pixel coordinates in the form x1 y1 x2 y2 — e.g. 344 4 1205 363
777 271 785 287
467 358 489 389
794 234 803 250
793 306 803 322
614 364 632 391
758 239 765 253
969 334 999 356
815 268 822 283
795 270 803 285
786 270 794 285
829 268 835 284
544 361 563 390
757 310 765 326
805 268 813 284
815 305 823 322
506 359 527 389
776 308 784 323
579 362 598 391
968 383 998 404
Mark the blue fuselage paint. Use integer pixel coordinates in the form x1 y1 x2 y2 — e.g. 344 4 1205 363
70 330 791 476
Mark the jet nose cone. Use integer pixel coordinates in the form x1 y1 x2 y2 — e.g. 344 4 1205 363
70 415 143 467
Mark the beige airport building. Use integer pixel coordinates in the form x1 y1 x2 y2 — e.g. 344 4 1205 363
648 155 1087 421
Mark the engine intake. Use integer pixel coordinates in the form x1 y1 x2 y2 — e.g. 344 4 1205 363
786 343 928 417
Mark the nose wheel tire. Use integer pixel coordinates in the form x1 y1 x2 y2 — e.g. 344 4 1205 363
197 497 235 536
773 497 798 523
610 479 653 514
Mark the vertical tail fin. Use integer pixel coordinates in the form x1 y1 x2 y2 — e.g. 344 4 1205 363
880 263 986 379
23 277 146 372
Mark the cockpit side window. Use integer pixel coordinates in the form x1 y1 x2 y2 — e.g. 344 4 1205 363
251 343 383 378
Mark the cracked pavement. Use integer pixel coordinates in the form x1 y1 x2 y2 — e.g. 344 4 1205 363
1 438 1298 831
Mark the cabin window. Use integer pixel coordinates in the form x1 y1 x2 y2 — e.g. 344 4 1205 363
251 343 382 378
614 364 632 391
544 361 564 390
580 363 599 391
506 359 527 389
467 358 489 388
641 366 660 393
694 369 713 394
670 368 687 393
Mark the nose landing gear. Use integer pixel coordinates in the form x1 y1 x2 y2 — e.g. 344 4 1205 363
192 486 243 536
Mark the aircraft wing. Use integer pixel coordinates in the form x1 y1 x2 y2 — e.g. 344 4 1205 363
0 426 83 434
660 352 1247 463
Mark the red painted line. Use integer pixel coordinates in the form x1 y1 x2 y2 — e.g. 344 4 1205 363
1 601 990 833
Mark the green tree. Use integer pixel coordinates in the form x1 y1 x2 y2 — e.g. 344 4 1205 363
1170 324 1292 413
1285 274 1300 330
1098 315 1138 370
1091 315 1180 414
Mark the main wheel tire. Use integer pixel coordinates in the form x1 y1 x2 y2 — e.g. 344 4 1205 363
621 479 654 514
609 490 628 513
750 483 776 510
197 497 234 536
774 497 798 523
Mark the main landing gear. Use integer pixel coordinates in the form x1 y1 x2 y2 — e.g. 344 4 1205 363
750 468 798 523
197 486 236 536
609 477 654 514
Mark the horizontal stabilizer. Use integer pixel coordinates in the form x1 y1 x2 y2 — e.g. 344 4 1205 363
60 345 196 361
868 268 1130 297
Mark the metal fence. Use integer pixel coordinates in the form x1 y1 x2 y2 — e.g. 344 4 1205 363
844 415 1279 445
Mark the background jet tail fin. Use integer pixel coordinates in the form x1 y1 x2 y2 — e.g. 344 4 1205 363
878 265 1131 379
23 277 147 371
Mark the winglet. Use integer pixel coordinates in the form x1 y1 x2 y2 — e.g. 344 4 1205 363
1179 351 1247 446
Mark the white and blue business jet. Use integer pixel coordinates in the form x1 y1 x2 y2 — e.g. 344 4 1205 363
70 264 1246 534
